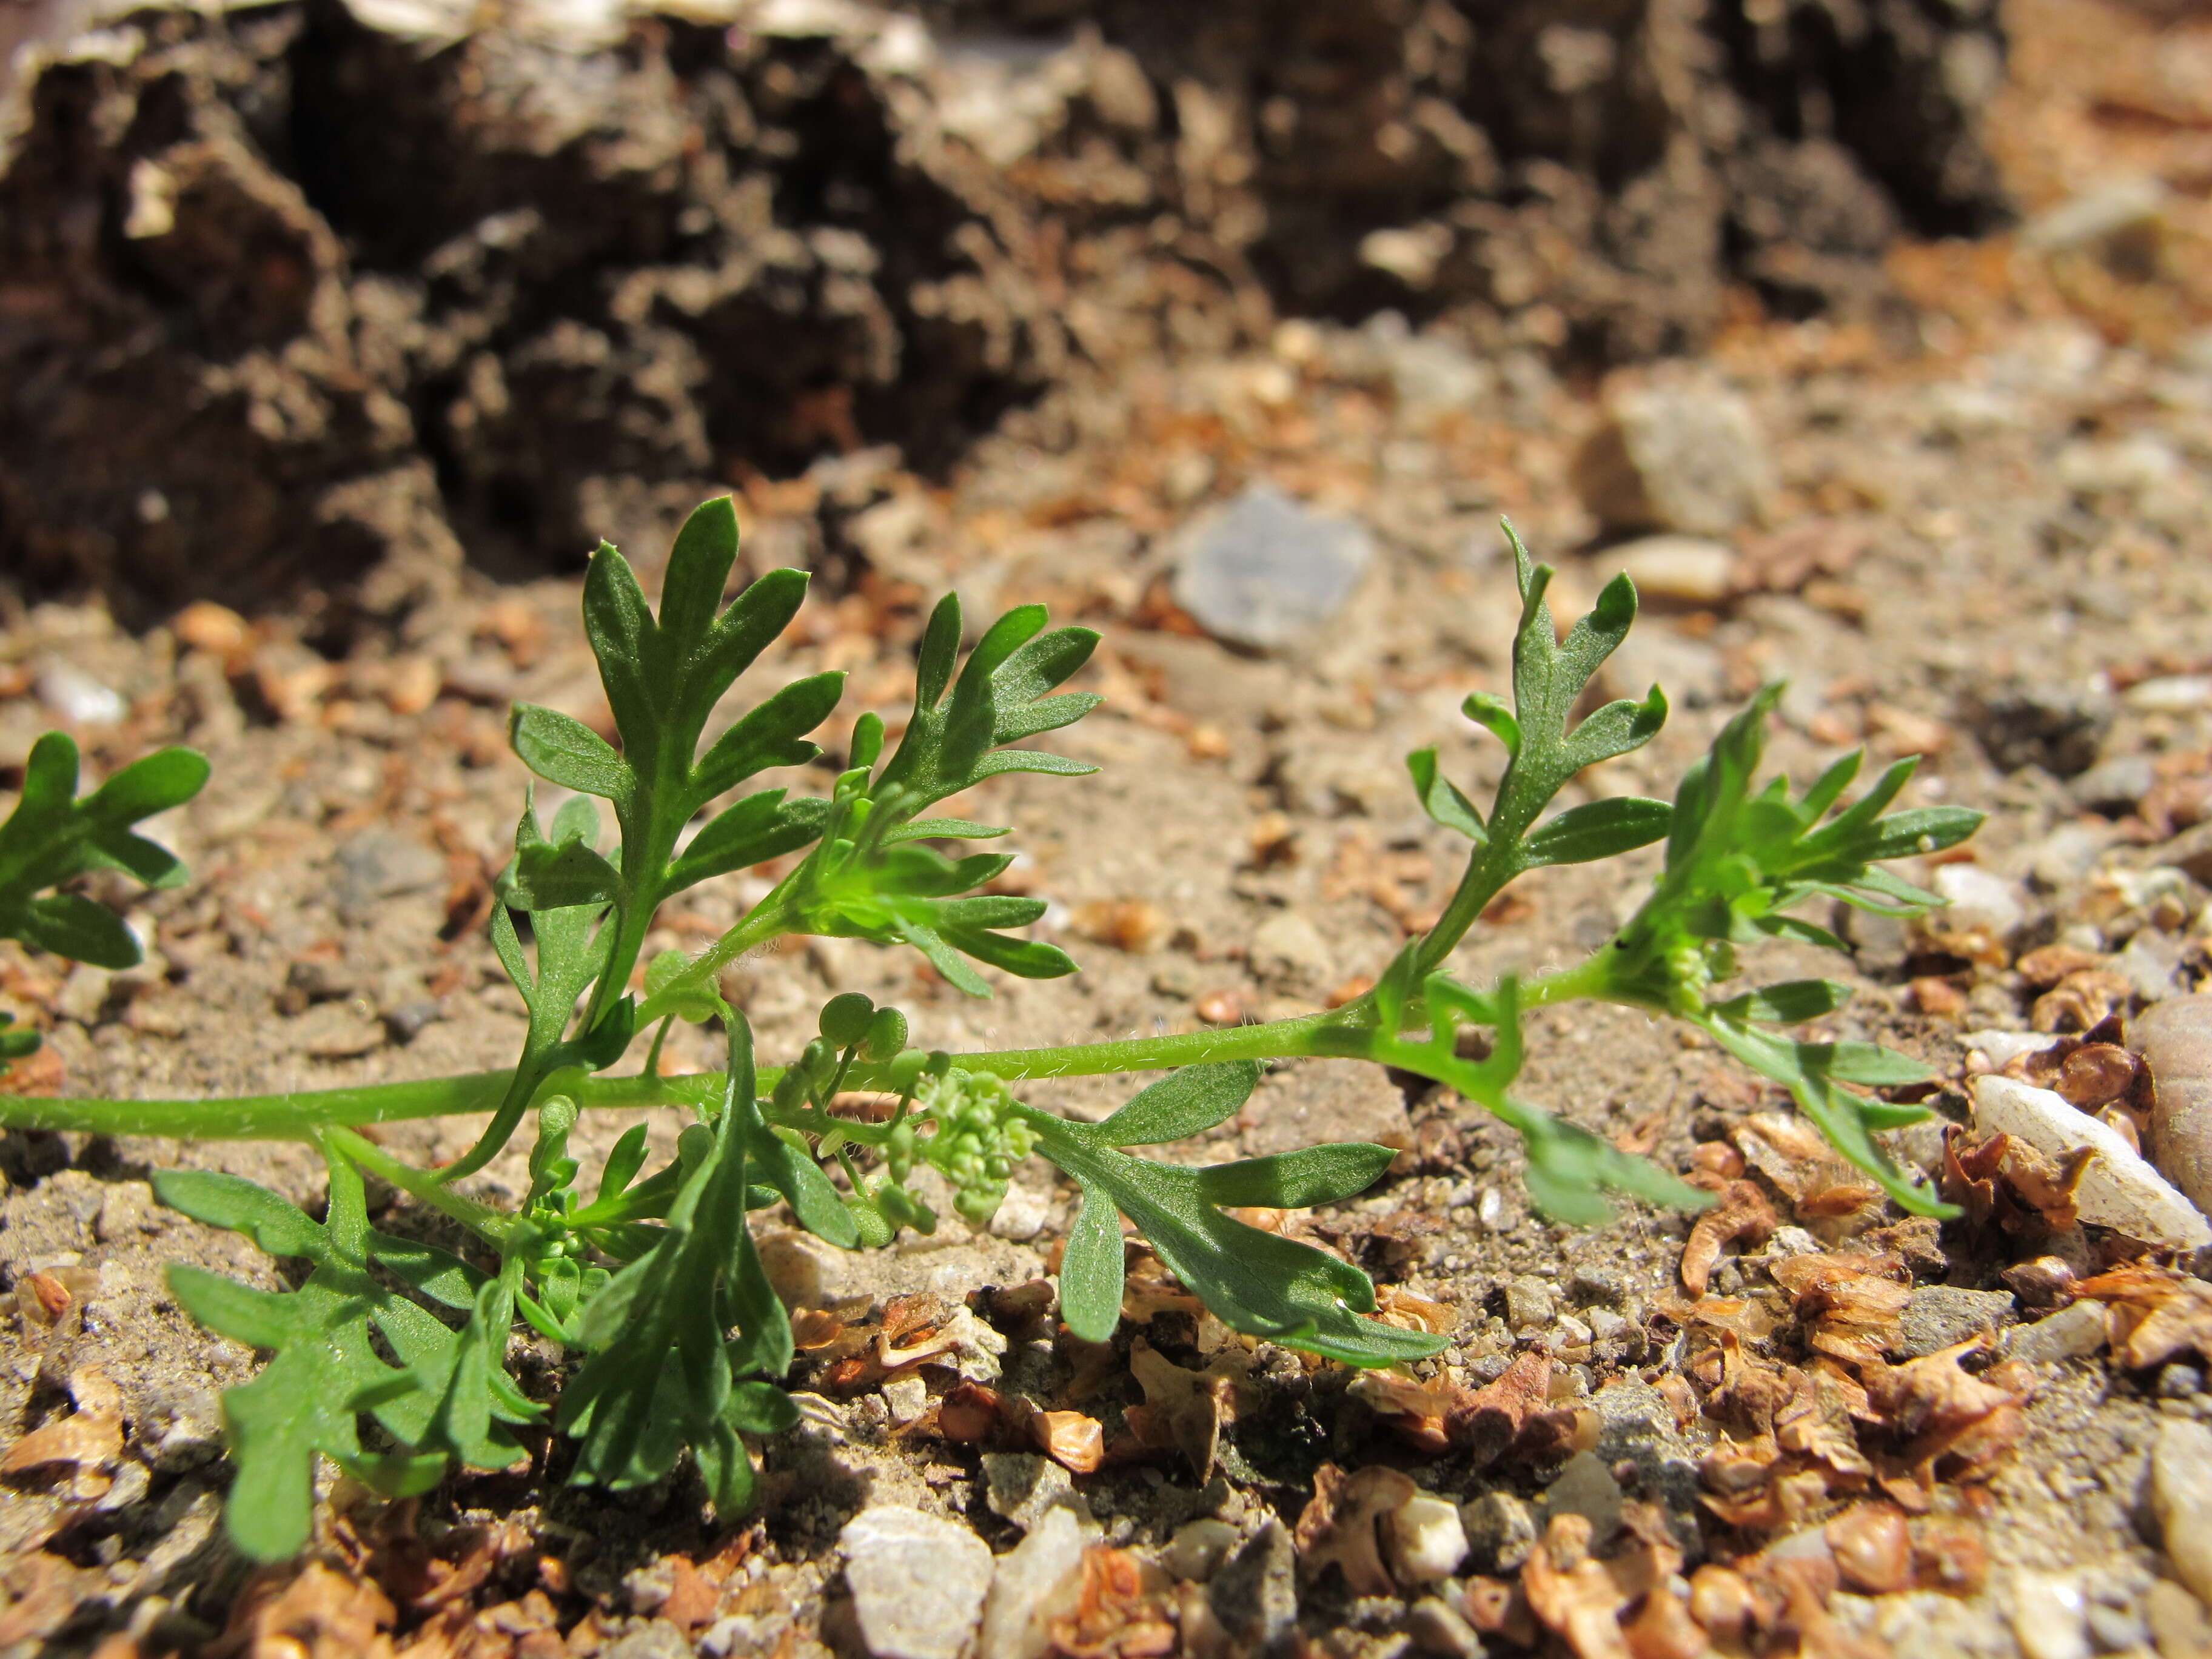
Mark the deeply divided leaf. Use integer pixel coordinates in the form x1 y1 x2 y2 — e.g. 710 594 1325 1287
1020 1065 1441 1368
0 732 207 971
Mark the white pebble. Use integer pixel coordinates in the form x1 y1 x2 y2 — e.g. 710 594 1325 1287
1164 1518 1239 1582
1933 863 2025 937
2153 1419 2212 1608
36 664 125 726
979 1506 1090 1659
1972 1075 2212 1250
1600 535 1738 605
1386 1492 1468 1584
840 1507 994 1659
2127 674 2212 714
882 1375 930 1425
2009 1572 2090 1659
988 1182 1051 1241
1961 1030 2054 1068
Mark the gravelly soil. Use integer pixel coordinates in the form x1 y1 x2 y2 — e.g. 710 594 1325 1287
3 1 2212 1657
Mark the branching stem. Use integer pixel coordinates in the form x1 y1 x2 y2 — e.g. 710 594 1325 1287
4 955 1617 1139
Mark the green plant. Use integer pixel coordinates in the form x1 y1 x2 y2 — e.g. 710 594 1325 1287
0 502 1979 1561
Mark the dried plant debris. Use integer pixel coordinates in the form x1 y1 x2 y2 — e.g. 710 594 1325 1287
2077 1264 2212 1369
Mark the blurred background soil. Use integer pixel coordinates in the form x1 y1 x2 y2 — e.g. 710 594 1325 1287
2 0 2212 1655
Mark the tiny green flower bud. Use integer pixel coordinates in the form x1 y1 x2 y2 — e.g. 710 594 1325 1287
877 1183 936 1235
955 1187 1002 1227
848 711 885 771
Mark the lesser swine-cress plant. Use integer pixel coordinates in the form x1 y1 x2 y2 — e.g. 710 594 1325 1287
0 500 1979 1560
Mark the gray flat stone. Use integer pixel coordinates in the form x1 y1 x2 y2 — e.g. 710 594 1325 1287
1898 1285 2017 1358
2005 1301 2109 1366
2073 754 2154 814
1170 484 1371 651
981 1452 1087 1534
1540 1450 1623 1541
333 830 447 919
1572 374 1773 536
840 1506 994 1659
1460 1490 1537 1574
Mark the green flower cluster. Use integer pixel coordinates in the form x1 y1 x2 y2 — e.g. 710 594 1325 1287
914 1070 1040 1227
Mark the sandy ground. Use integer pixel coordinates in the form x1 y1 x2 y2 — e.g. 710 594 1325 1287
3 1 2212 1655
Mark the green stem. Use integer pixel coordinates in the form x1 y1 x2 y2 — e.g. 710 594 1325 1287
0 1068 517 1138
322 1126 518 1247
637 892 797 1025
0 957 1620 1140
1410 842 1526 980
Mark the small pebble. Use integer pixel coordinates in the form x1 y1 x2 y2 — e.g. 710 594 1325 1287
2006 1301 2108 1365
1386 1492 1467 1584
36 664 126 726
2073 753 2154 813
1461 1490 1537 1573
839 1507 994 1659
1962 1030 2053 1069
1150 964 1199 999
2128 674 2212 714
1195 990 1244 1026
93 1182 156 1244
2147 1581 2212 1657
2083 1600 2149 1651
1567 1266 1624 1307
1826 1506 1911 1594
1205 1523 1297 1654
1407 1596 1481 1657
2151 1419 2212 1607
881 1375 930 1425
1170 484 1372 651
292 1002 386 1060
1574 374 1773 537
1505 1275 1555 1333
982 1453 1084 1535
600 1626 691 1659
978 1506 1090 1659
383 999 443 1044
1973 1076 2212 1251
1599 534 1738 605
2009 1572 2090 1659
1540 1452 1623 1541
1932 863 2026 938
1164 1519 1239 1583
988 1182 1051 1242
1897 1285 2017 1358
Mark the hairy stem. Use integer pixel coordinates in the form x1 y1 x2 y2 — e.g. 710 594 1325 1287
637 891 799 1025
4 956 1615 1139
323 1126 518 1247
